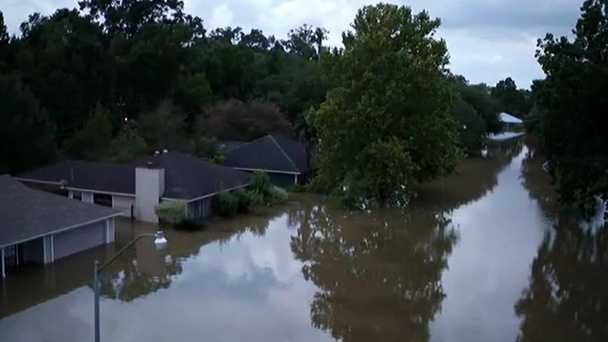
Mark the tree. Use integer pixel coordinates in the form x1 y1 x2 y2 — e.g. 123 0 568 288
15 9 111 143
199 99 293 141
63 103 113 160
450 74 501 133
492 77 531 116
138 99 185 149
282 24 328 60
78 0 197 37
106 122 148 163
535 0 608 214
0 11 9 65
452 95 486 154
0 73 57 173
310 4 461 208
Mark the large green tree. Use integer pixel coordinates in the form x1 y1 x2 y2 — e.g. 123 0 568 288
0 74 57 173
536 0 608 213
492 77 532 116
310 4 461 208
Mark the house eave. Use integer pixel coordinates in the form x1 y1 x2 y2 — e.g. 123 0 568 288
0 213 122 249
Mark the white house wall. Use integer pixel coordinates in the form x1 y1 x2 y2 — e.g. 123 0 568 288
81 191 94 204
53 220 107 260
187 198 213 220
112 195 134 217
135 167 165 223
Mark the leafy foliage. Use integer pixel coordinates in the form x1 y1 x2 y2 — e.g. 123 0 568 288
248 171 288 205
492 77 532 117
452 95 486 155
138 99 185 150
310 4 462 208
155 200 186 225
63 104 113 160
0 4 329 170
200 99 293 141
106 123 148 163
216 191 240 216
535 0 608 214
0 73 57 173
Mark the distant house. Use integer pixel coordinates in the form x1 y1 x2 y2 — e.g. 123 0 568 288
16 151 252 224
0 175 121 279
223 134 310 187
498 112 523 131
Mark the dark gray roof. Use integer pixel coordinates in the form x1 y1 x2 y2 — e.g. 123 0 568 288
18 160 134 194
217 140 245 154
17 153 252 201
0 175 120 248
136 152 253 200
223 134 309 174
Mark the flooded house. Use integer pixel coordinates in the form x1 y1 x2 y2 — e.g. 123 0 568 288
498 112 524 131
16 151 252 224
223 134 310 187
0 175 121 279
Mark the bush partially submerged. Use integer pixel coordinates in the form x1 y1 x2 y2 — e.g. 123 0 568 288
216 191 240 216
155 201 186 225
215 173 288 217
249 171 288 205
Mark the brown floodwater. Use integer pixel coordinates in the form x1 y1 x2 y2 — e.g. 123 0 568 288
1 136 607 342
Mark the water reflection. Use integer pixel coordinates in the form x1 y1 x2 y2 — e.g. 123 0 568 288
289 202 458 341
516 137 608 342
515 224 608 342
416 136 523 211
2 136 605 342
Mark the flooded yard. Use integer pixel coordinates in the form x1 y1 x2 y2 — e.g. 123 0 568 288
1 137 606 342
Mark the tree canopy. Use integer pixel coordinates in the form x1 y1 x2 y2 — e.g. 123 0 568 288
309 4 462 208
535 0 608 213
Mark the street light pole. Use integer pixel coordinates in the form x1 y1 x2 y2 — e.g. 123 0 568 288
93 231 167 342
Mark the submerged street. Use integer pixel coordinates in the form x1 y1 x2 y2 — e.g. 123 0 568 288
1 137 606 342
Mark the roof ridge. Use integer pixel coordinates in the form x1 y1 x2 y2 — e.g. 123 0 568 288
268 134 299 172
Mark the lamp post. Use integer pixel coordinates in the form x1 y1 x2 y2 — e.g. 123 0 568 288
93 231 167 342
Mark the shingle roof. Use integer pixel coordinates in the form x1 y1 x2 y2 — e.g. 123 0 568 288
223 134 309 174
135 152 253 200
0 175 120 248
17 160 134 194
217 140 245 154
17 153 252 201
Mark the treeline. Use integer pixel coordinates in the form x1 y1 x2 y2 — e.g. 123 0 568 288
0 0 533 176
529 0 608 215
0 0 328 172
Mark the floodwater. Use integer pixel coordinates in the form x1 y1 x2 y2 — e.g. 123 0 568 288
1 136 607 342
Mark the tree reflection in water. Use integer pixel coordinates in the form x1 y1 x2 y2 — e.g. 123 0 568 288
99 210 278 302
515 225 608 342
289 201 458 342
517 136 608 342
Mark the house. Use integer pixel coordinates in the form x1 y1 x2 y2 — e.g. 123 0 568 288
16 151 253 224
223 134 309 187
498 112 523 130
0 175 121 279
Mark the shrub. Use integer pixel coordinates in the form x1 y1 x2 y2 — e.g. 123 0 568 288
216 191 240 216
155 201 186 225
246 171 289 205
234 190 255 213
270 186 288 203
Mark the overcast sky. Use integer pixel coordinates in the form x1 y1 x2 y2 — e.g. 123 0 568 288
1 0 583 88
